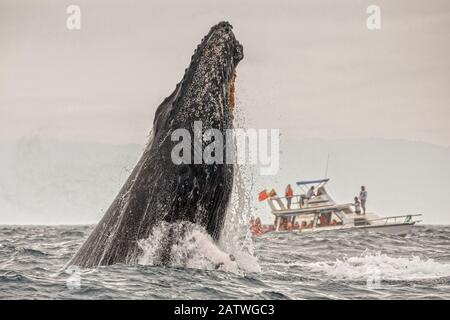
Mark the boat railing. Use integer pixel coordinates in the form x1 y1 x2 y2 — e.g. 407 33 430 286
365 214 422 225
272 194 302 201
272 203 354 217
268 194 333 211
273 194 327 201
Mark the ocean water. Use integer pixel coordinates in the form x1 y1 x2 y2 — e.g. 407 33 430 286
1 224 450 300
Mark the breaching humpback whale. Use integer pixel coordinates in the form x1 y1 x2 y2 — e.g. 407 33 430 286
69 22 243 268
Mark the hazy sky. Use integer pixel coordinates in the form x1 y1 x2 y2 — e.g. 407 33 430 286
1 0 449 146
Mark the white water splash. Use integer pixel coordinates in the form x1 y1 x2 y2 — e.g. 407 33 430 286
217 162 260 274
308 251 450 281
218 102 260 273
137 222 255 274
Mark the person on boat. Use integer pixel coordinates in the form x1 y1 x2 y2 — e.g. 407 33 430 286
359 186 368 214
294 221 300 230
251 217 264 236
353 196 361 214
319 213 330 227
285 184 294 209
255 217 263 234
317 186 325 196
319 215 326 227
269 189 277 198
326 212 332 225
302 186 315 206
279 217 288 231
306 186 315 199
284 218 290 230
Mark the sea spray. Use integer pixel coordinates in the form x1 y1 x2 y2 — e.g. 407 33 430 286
138 222 241 273
218 99 260 273
308 250 450 281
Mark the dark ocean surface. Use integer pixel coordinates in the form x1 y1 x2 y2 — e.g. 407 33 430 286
1 224 449 299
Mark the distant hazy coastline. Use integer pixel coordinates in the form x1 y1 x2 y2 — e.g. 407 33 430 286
0 137 449 225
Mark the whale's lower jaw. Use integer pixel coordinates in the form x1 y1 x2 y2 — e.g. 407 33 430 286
69 21 242 268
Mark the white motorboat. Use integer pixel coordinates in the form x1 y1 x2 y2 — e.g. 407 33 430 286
262 179 421 236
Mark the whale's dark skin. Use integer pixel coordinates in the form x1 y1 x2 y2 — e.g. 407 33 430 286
69 22 243 268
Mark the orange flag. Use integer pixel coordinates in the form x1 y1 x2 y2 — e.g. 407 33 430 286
258 189 269 201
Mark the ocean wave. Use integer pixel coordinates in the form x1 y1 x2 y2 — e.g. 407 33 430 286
59 230 86 237
307 251 450 281
1 224 450 299
17 247 49 257
0 272 32 283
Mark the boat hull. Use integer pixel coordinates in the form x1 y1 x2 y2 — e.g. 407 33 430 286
263 222 416 236
359 222 415 236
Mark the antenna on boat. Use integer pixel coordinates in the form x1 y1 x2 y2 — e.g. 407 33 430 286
324 153 330 178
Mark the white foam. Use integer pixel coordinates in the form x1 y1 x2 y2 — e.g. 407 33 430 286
137 222 258 274
308 250 450 281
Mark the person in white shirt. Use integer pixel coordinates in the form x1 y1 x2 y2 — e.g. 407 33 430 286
359 186 368 214
306 186 315 199
301 186 315 207
353 196 361 214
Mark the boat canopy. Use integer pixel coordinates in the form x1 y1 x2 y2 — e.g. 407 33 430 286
296 178 329 186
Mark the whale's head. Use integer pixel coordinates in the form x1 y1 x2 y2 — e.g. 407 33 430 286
191 21 244 111
153 21 243 137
